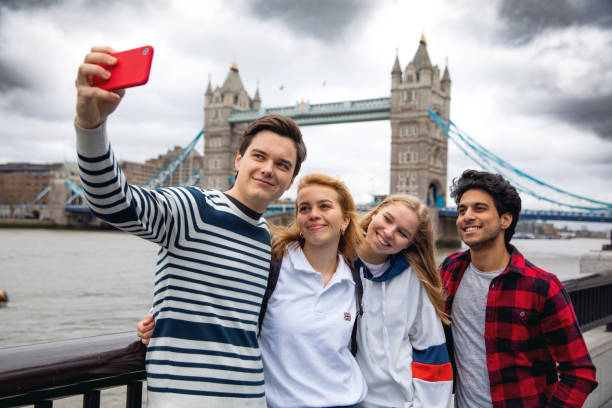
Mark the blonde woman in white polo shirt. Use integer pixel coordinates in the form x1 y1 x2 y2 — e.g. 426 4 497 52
260 173 366 407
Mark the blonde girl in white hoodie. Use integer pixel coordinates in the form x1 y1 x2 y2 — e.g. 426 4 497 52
355 195 453 408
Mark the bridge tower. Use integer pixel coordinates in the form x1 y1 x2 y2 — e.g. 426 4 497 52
389 35 451 206
203 62 260 190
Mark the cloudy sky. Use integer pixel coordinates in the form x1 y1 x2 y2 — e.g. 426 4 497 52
1 0 611 210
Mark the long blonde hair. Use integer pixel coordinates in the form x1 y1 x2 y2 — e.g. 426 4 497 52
271 174 362 265
361 195 449 325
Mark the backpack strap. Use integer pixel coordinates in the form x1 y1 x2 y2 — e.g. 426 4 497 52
349 263 363 356
258 257 282 337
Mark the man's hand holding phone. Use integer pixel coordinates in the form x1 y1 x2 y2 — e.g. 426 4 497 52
75 46 125 129
75 45 154 129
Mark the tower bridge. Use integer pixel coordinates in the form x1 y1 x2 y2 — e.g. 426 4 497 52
204 34 450 209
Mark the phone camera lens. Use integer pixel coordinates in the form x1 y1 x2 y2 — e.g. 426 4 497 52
143 48 149 55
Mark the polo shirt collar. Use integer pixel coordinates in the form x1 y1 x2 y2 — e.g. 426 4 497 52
287 245 354 284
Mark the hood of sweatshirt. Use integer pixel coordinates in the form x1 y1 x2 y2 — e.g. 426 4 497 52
356 254 410 282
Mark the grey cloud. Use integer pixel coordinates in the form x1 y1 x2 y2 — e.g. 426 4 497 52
497 0 612 45
544 94 612 140
0 0 134 13
0 60 31 92
0 1 61 92
246 0 375 42
0 0 62 12
511 90 612 142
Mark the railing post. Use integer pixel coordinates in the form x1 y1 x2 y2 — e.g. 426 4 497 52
607 322 612 332
83 389 100 408
126 381 143 408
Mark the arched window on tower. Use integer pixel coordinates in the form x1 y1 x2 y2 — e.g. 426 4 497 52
427 183 444 207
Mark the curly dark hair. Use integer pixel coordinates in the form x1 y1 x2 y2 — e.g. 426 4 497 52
450 169 522 245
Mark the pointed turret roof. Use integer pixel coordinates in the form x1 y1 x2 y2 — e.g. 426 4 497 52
205 76 213 95
222 61 246 96
412 35 432 72
442 65 451 82
254 86 261 101
392 54 401 74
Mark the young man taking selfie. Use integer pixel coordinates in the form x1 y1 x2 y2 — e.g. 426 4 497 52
74 46 307 407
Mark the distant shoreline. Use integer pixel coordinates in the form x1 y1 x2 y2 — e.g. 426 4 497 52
0 219 115 230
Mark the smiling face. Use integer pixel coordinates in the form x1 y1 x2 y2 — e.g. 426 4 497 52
228 130 297 213
456 188 512 251
365 202 419 263
296 184 349 251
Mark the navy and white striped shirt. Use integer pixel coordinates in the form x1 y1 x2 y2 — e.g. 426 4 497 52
76 123 269 407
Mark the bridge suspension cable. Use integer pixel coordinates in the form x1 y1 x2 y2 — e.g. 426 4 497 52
178 165 204 187
141 130 204 189
31 186 51 204
65 179 85 204
429 109 612 212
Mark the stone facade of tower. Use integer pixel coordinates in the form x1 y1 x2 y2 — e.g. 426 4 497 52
203 62 260 191
390 36 451 206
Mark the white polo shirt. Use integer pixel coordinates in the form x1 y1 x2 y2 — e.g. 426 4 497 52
259 245 367 407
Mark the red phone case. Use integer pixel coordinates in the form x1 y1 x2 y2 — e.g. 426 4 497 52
92 46 154 91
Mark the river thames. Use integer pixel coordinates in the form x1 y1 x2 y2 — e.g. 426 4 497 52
1 228 608 349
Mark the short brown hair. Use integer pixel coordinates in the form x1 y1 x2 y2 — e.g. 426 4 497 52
239 114 307 178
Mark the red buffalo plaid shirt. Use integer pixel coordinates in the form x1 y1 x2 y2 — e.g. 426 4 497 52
440 245 597 408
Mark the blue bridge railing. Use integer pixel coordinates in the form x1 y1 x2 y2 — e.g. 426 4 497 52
438 207 612 223
228 97 391 126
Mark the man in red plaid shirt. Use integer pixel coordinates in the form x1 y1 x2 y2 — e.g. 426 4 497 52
440 170 597 407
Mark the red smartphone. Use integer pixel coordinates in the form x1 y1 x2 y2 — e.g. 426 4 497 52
92 46 154 91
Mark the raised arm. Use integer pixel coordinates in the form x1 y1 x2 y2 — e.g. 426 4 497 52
74 46 176 247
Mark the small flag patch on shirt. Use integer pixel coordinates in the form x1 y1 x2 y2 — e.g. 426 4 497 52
344 312 351 321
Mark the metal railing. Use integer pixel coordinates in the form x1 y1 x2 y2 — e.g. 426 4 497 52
0 273 611 407
563 272 612 332
0 333 145 407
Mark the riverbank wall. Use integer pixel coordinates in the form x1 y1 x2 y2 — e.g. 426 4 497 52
584 326 612 407
0 218 112 230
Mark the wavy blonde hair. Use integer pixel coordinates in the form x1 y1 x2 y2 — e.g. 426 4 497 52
271 174 362 265
361 195 449 324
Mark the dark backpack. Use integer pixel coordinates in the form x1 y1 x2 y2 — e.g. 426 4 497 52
258 257 364 356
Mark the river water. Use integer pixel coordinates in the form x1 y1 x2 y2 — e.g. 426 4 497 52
0 229 608 406
1 228 607 348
